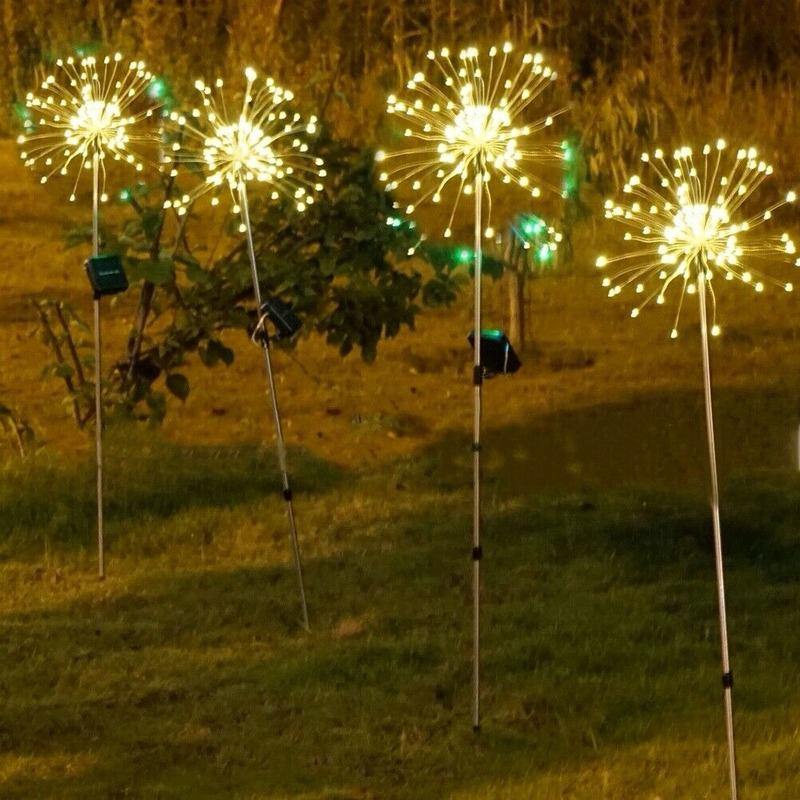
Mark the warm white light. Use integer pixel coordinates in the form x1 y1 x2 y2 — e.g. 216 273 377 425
165 67 324 214
597 141 797 334
17 54 160 198
378 43 563 234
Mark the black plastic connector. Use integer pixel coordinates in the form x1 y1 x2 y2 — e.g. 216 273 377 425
722 671 734 689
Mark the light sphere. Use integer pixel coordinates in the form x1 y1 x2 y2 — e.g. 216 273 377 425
17 53 162 202
597 141 798 337
377 43 565 238
163 68 326 219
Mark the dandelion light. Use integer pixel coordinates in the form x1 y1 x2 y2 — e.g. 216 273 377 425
377 43 564 238
18 53 160 205
17 52 162 580
163 67 326 225
380 43 564 732
596 140 796 338
164 67 325 630
598 140 799 800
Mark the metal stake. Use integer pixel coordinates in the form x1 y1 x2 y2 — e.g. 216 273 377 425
91 149 105 579
697 268 739 800
238 182 310 631
472 171 483 732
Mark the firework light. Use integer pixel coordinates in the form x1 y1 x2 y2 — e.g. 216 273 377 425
163 67 326 229
376 43 564 238
17 53 161 201
163 67 319 630
597 140 797 337
596 139 800 800
379 43 565 735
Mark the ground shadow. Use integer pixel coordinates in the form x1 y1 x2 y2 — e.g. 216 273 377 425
0 435 344 555
413 383 800 493
1 473 799 797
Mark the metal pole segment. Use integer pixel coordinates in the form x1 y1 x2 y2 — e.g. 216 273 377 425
697 268 738 800
92 149 105 579
238 182 310 631
472 171 482 732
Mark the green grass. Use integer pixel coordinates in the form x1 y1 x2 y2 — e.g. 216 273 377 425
1 427 799 798
2 137 800 797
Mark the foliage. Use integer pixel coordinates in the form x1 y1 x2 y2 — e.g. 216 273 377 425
558 133 590 263
420 241 504 281
571 65 666 191
3 0 800 181
0 400 35 456
35 136 457 426
233 141 458 362
32 299 95 429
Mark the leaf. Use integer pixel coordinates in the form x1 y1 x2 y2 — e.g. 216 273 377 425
199 339 234 367
165 373 190 401
53 363 75 379
209 339 234 366
185 259 211 286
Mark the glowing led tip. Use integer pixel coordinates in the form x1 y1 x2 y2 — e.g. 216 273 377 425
598 141 798 335
378 43 564 235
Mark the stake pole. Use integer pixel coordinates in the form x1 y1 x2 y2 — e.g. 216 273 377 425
472 171 483 732
697 268 738 800
238 182 310 631
92 149 105 579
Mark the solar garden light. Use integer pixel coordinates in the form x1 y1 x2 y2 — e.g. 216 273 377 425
163 67 326 631
598 140 800 800
378 43 563 730
467 330 521 378
18 53 161 578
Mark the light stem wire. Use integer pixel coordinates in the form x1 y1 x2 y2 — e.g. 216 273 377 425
238 182 310 631
697 267 739 800
92 148 105 579
472 170 482 731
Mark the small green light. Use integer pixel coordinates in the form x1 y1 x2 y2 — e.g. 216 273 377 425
119 188 132 202
538 244 551 262
482 329 504 340
13 102 32 127
458 248 472 263
148 78 167 100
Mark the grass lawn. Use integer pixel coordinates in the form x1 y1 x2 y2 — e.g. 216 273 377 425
1 140 799 797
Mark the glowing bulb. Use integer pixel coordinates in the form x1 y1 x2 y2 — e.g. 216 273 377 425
598 142 797 335
378 44 563 235
17 53 161 198
167 66 324 216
